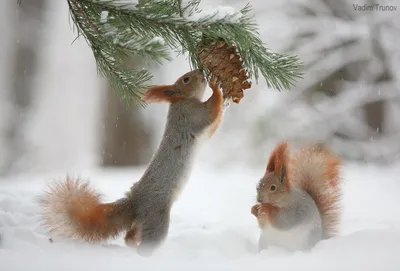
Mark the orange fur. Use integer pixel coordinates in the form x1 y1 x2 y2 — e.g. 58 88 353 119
252 204 280 228
255 141 342 239
251 204 259 217
143 85 184 104
204 78 223 137
289 143 342 238
266 142 290 190
38 176 126 242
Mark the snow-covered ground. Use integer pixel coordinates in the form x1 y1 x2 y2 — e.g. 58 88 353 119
1 162 400 271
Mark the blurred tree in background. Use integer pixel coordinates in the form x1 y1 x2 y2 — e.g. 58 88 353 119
0 0 399 177
251 0 400 164
286 0 392 134
101 57 153 167
0 0 48 176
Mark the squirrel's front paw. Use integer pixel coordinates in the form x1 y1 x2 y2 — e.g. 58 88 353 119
208 76 221 90
252 204 277 217
251 204 261 217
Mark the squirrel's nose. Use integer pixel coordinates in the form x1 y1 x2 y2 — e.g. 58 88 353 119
196 68 204 74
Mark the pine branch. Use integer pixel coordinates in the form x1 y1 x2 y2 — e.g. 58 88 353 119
64 0 305 104
67 0 173 105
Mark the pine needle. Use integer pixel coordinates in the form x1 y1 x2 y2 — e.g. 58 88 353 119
65 0 304 105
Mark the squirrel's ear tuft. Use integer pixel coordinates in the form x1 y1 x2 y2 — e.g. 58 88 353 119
266 141 289 175
143 85 184 104
280 165 286 184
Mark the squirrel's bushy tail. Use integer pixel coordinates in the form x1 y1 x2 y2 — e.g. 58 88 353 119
289 143 342 239
38 176 128 242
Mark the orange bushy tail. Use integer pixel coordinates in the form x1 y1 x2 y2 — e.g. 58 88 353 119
289 143 343 239
38 176 128 242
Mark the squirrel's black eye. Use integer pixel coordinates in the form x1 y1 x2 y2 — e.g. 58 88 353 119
270 185 276 191
183 77 190 84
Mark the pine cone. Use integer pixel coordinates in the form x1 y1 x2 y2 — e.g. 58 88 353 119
197 39 252 104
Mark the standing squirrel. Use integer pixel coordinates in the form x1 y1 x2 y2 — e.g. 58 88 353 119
251 141 342 252
38 69 224 256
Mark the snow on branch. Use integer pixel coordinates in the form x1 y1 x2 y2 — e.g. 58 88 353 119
184 6 243 23
64 0 303 104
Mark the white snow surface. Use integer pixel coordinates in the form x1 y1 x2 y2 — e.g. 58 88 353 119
1 163 400 270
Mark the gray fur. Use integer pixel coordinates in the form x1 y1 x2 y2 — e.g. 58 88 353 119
258 188 323 252
117 96 214 255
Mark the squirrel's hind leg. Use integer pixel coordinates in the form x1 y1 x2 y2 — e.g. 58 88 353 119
124 226 141 248
136 211 170 257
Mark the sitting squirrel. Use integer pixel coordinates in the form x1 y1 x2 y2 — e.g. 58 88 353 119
39 69 225 256
251 141 342 252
